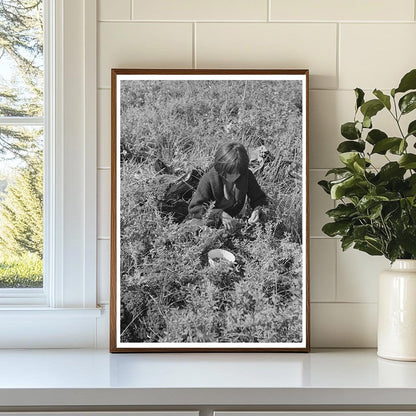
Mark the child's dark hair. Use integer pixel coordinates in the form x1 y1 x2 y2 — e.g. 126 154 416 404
214 142 249 176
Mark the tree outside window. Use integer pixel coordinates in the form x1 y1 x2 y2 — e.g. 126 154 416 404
0 0 43 288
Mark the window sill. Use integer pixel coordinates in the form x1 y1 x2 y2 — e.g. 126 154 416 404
0 349 415 410
0 306 102 317
0 306 104 348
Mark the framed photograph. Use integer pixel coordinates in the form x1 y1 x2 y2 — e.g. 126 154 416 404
110 69 310 352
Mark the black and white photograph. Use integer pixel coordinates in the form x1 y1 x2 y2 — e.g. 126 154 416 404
110 69 309 352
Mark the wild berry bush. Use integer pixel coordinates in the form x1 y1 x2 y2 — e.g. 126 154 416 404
119 79 304 343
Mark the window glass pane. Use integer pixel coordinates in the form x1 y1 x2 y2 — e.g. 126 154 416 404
0 0 44 290
0 0 44 117
0 126 43 288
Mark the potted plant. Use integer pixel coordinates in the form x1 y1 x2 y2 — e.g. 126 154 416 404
319 68 416 361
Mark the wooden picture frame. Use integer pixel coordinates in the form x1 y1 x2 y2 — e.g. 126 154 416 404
110 69 310 352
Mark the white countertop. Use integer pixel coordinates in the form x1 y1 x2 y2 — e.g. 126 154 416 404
1 349 416 407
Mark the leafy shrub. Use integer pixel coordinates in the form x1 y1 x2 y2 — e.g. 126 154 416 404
0 252 42 288
319 69 416 262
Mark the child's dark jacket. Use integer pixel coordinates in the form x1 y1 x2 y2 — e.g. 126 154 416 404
188 167 267 222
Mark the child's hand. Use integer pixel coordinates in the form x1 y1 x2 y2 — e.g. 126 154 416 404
248 208 261 224
221 211 237 232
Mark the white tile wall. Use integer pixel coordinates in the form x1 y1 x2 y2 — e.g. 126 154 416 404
96 0 416 347
196 23 338 89
97 239 110 304
98 89 111 168
98 22 193 88
309 90 353 169
97 169 111 239
311 303 378 347
310 239 336 302
309 89 402 169
309 170 334 237
336 246 390 303
270 0 415 22
340 24 416 90
132 0 268 21
98 0 131 21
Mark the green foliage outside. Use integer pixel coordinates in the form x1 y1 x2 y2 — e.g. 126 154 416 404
319 69 416 262
120 79 304 343
0 0 44 288
0 154 43 258
0 252 42 288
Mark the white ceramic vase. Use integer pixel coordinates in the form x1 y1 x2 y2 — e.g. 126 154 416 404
378 259 416 361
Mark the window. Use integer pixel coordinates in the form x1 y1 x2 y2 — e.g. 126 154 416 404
0 0 100 348
0 0 44 291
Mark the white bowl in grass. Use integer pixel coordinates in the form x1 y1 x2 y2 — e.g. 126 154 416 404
208 249 235 268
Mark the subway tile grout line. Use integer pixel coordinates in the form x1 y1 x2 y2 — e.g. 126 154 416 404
310 301 378 305
95 87 386 92
267 0 271 22
193 22 197 69
95 166 348 174
97 19 268 23
336 23 340 90
97 19 415 24
268 19 414 24
98 235 338 243
333 197 338 301
130 0 133 20
310 236 340 239
309 168 337 171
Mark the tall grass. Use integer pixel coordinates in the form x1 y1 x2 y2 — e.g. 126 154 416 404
0 252 42 288
120 79 304 343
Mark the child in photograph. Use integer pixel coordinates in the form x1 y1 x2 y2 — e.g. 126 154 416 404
188 142 268 232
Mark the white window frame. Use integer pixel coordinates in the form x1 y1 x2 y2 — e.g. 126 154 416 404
0 0 101 348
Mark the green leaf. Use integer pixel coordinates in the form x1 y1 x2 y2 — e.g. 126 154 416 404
405 174 416 196
354 241 383 256
362 116 372 129
389 139 408 156
353 158 366 174
322 221 351 237
330 175 354 185
337 140 365 153
399 154 416 170
398 226 416 256
339 151 361 167
352 224 373 240
360 99 384 119
378 162 406 182
357 195 389 212
325 167 352 176
366 129 387 145
341 122 361 140
407 120 416 137
386 240 402 263
355 88 365 110
395 69 416 94
371 137 402 154
318 180 331 194
326 203 357 219
373 89 391 110
341 235 355 251
399 91 416 115
369 203 383 220
397 139 407 155
330 175 362 200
